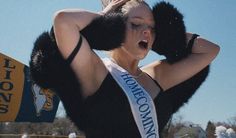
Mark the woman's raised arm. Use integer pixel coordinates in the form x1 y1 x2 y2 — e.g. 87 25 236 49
53 9 100 59
52 1 127 97
157 33 220 91
53 0 128 59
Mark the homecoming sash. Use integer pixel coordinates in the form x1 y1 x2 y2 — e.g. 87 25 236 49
103 58 159 138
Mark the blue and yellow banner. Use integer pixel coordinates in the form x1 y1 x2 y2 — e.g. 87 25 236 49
0 53 59 122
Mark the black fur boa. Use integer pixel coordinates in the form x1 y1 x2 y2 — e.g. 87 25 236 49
152 1 187 63
81 12 126 50
152 2 210 131
30 31 85 129
30 2 210 133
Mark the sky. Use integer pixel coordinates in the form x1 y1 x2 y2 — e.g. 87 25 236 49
0 0 236 129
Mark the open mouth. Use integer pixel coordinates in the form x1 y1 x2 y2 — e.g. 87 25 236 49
138 40 148 50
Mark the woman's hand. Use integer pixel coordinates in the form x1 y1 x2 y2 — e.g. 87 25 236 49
101 0 129 14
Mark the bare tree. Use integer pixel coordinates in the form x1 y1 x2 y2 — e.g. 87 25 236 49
206 121 216 138
0 117 83 136
228 116 236 129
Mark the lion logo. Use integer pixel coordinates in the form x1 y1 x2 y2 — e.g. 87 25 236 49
32 84 55 116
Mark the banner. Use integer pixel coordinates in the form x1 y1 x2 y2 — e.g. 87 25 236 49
0 52 59 122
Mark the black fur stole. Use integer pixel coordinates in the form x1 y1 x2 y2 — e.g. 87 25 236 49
152 2 210 131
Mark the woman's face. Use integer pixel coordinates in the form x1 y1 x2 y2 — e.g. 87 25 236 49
121 3 155 60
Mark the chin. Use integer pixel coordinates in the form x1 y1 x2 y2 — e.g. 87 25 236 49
135 53 148 60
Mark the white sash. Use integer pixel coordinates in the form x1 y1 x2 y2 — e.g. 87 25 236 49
102 58 159 138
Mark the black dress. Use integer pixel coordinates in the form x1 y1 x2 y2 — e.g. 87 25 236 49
79 63 210 138
82 73 163 138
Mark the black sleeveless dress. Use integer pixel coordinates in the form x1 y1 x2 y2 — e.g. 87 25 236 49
81 73 163 138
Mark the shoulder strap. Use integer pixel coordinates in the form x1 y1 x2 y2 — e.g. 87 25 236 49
187 34 199 53
66 35 83 64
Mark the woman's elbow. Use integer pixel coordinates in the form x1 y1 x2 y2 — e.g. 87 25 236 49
199 38 220 56
53 10 72 26
209 43 220 62
212 43 220 57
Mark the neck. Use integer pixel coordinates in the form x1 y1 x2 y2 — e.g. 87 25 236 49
110 49 141 76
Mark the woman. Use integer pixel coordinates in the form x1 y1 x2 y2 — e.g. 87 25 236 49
31 0 220 137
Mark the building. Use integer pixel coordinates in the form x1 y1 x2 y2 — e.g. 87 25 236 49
174 124 207 138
